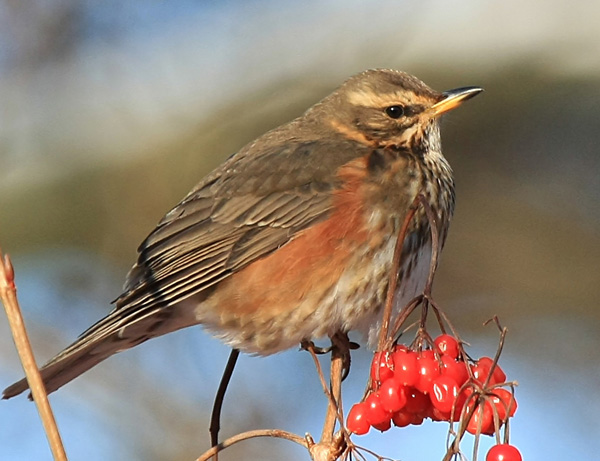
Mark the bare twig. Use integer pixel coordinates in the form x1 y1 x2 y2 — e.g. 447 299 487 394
321 343 343 443
388 294 422 344
304 341 332 399
0 250 67 461
196 429 308 461
380 193 446 349
418 195 441 297
304 338 345 441
302 336 350 460
377 196 421 352
481 319 507 389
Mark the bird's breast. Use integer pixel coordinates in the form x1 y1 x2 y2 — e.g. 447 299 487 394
193 152 447 354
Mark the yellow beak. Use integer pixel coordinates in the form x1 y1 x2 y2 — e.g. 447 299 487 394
430 86 483 116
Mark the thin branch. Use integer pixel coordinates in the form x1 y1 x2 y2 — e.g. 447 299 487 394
0 250 67 461
418 195 440 297
304 340 343 441
388 295 422 343
303 337 349 461
481 320 507 390
305 342 334 405
321 344 343 443
196 429 308 461
377 196 421 352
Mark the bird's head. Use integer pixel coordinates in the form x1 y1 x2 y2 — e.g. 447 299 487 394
315 69 482 151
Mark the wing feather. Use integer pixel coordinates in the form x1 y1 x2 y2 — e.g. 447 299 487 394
116 135 369 313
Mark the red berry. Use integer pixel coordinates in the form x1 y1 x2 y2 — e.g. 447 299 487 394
416 353 441 393
472 357 507 386
391 348 419 387
486 444 523 461
346 402 370 435
420 349 436 360
379 378 407 413
391 410 412 427
429 375 460 414
466 401 494 435
471 362 490 385
452 387 474 420
370 351 394 383
410 413 425 425
479 357 507 384
404 389 430 416
371 418 391 432
440 355 469 386
364 393 390 425
394 344 408 352
434 334 460 359
490 388 518 420
430 406 451 422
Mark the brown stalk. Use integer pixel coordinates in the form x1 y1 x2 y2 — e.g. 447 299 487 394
376 195 421 352
419 194 440 297
0 250 67 461
305 337 349 460
196 429 308 461
320 345 343 443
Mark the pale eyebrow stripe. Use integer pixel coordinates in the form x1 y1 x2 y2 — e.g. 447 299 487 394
346 90 418 108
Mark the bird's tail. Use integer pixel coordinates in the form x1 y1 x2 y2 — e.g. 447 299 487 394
3 338 126 399
3 302 196 399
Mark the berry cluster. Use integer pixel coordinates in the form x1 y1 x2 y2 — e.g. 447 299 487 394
346 334 517 436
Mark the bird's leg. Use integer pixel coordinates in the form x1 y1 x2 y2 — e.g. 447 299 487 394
209 348 240 459
301 333 358 381
330 331 359 381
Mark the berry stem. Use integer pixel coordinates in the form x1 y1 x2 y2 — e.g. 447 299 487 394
377 195 421 352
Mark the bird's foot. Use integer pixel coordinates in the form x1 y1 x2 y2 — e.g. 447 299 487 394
330 332 359 381
300 339 332 355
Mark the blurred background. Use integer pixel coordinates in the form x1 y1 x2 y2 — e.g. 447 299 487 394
1 0 599 460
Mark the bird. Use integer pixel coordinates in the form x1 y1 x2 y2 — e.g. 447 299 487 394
3 69 482 399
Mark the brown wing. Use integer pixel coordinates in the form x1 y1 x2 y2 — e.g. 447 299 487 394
68 139 349 348
2 133 372 399
115 137 361 312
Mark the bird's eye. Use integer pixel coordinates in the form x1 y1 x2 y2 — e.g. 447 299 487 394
384 105 405 119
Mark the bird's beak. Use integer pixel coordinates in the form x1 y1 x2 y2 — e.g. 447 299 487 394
430 86 483 116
